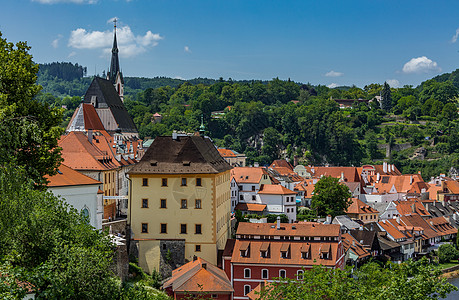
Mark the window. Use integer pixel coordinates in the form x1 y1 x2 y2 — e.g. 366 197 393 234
196 178 202 186
239 195 243 200
244 285 251 296
211 295 217 299
142 199 148 208
181 199 187 209
287 208 290 213
160 223 167 234
301 252 309 259
142 178 148 186
160 199 167 209
252 195 256 201
195 245 201 252
279 270 286 278
195 224 202 234
244 268 251 278
195 199 202 209
162 178 167 186
252 186 255 191
180 224 187 234
261 269 269 279
297 270 304 280
181 178 187 186
141 223 148 233
281 251 288 258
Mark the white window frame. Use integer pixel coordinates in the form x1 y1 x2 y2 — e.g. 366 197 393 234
244 285 251 296
279 269 286 278
297 270 304 280
244 268 251 279
261 269 269 279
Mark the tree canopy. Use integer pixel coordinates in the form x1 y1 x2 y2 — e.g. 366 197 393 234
0 31 63 185
311 175 352 217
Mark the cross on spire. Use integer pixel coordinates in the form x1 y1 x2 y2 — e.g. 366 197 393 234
113 18 117 29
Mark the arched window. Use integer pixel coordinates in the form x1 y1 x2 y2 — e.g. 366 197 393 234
81 206 90 224
297 270 304 280
244 285 251 296
244 268 251 278
279 269 286 278
261 269 269 279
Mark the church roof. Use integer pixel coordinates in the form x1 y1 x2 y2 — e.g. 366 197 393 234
83 77 137 133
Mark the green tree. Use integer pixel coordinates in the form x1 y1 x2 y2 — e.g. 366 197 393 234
438 243 458 263
311 175 351 217
381 81 393 112
441 102 458 121
0 32 63 185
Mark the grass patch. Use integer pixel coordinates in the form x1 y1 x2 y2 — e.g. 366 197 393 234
438 261 459 270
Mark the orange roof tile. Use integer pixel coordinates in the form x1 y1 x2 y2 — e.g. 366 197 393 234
269 160 293 171
341 233 371 259
231 167 270 184
258 184 296 195
235 203 267 212
313 167 360 182
163 257 233 293
46 164 101 187
400 214 439 240
218 148 237 158
444 180 459 194
237 222 340 237
394 199 430 217
378 220 406 240
346 198 379 214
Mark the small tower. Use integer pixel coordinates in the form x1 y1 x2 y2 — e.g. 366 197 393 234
107 18 124 101
199 116 206 136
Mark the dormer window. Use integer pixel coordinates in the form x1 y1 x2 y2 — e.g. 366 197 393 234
280 243 290 259
320 244 331 260
260 242 270 258
240 242 250 257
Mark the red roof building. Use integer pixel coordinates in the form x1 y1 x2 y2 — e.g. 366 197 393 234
222 221 344 299
163 257 233 300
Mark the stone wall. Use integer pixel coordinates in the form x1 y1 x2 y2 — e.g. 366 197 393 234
159 240 185 278
102 219 127 235
112 243 129 281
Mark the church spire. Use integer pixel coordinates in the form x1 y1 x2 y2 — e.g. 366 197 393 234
108 18 120 84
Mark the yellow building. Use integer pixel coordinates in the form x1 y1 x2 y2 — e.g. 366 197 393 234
128 134 232 275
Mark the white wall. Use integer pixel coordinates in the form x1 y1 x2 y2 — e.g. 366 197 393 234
49 184 103 230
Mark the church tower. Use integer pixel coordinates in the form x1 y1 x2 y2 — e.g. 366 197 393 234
107 19 124 101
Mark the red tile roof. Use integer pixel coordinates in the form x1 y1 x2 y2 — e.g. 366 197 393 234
218 148 237 158
237 222 340 238
346 198 379 214
269 160 293 171
378 220 406 240
400 214 439 240
443 180 459 194
235 203 267 212
313 167 360 182
46 164 101 187
231 167 270 184
341 233 371 259
394 199 430 217
163 257 233 293
258 184 296 195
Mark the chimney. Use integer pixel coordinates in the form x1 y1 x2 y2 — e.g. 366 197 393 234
276 216 281 230
376 173 380 182
202 263 207 270
396 216 400 223
254 162 259 168
172 130 178 140
294 155 299 167
326 215 332 224
193 255 197 261
88 129 93 144
340 172 344 182
411 203 416 213
383 162 387 173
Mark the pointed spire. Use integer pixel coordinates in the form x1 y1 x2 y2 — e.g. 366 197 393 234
108 18 120 84
199 115 206 136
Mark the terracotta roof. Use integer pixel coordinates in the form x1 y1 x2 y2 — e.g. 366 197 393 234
341 233 371 259
269 160 293 171
235 203 267 212
129 136 232 174
394 199 430 217
443 180 459 194
230 239 338 267
163 257 233 293
231 167 269 184
428 216 457 236
372 174 424 194
218 148 237 158
346 198 379 214
378 220 406 240
427 185 442 200
59 131 120 171
313 167 360 182
237 222 340 237
373 164 402 175
46 164 101 187
258 184 296 195
400 214 439 240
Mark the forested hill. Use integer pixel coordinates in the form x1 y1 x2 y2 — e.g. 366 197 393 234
35 62 459 179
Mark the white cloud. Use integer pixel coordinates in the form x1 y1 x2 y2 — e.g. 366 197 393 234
452 28 459 43
174 76 185 80
325 70 343 77
33 0 97 4
52 34 63 48
327 83 339 88
184 46 191 53
68 51 77 58
386 79 400 88
68 20 163 58
402 56 440 74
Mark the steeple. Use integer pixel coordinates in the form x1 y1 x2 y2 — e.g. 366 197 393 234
108 18 120 84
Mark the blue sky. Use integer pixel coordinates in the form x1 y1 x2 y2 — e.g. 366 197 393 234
1 0 459 88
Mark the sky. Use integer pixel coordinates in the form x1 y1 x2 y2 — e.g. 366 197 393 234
1 0 459 88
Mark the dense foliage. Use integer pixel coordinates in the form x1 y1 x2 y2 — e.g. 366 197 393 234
0 32 63 185
311 176 352 217
256 259 456 300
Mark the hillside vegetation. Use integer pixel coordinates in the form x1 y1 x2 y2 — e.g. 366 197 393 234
35 62 459 179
